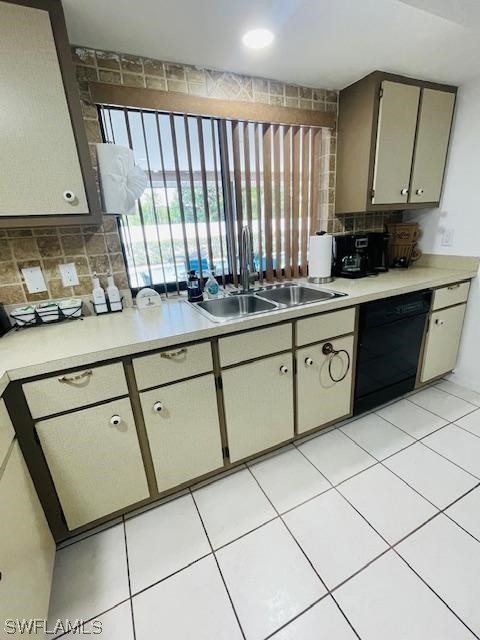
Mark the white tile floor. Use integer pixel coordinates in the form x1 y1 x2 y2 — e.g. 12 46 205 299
49 381 480 640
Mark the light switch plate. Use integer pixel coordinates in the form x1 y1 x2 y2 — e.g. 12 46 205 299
22 266 47 293
441 228 455 246
59 262 79 287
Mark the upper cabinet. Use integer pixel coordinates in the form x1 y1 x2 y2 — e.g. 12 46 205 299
0 0 100 227
335 71 456 214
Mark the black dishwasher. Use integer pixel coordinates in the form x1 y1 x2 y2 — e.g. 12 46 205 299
354 290 432 415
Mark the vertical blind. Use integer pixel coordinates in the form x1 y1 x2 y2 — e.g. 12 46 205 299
98 105 324 293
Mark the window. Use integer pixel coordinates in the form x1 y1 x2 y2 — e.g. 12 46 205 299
98 105 326 293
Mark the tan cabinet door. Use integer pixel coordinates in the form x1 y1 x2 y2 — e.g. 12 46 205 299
420 304 467 383
410 89 455 203
0 2 88 216
140 374 223 492
36 398 149 530
0 442 55 624
296 335 354 434
222 354 294 463
372 81 420 205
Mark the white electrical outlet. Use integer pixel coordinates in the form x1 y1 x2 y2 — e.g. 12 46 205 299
441 228 455 247
22 266 47 294
59 263 79 287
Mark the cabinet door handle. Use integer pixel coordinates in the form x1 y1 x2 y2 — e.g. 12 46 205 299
161 348 187 360
279 365 289 375
415 188 424 196
153 401 163 413
447 284 460 290
110 415 122 426
58 369 93 383
435 319 445 326
304 357 314 367
400 188 409 196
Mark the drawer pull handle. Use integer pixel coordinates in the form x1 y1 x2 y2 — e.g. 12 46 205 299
304 357 314 367
447 284 461 290
153 401 163 413
58 370 93 383
110 415 122 426
279 365 289 375
161 348 187 360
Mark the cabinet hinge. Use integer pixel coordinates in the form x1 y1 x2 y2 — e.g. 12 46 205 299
223 446 230 459
33 428 40 446
370 187 375 201
379 87 384 99
215 377 223 391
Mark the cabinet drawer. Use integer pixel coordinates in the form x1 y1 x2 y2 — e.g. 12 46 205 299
23 362 128 419
219 323 292 367
296 307 356 346
140 374 223 492
432 282 470 311
0 398 15 467
36 398 149 530
133 342 213 391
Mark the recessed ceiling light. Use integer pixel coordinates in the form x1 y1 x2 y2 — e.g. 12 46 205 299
242 28 274 49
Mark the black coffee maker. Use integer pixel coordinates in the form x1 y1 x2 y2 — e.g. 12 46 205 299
333 233 389 278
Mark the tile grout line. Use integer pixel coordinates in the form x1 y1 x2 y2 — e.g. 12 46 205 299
122 516 137 640
292 440 480 639
51 599 133 640
245 465 362 640
188 488 247 640
433 382 480 407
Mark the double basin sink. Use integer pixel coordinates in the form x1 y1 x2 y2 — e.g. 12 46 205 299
190 283 346 322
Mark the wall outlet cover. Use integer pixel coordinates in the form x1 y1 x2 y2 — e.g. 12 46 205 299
21 266 47 294
441 228 455 246
59 262 79 287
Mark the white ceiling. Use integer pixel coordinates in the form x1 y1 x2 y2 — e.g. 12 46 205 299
62 0 480 89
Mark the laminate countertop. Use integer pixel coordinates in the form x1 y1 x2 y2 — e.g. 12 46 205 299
0 254 478 394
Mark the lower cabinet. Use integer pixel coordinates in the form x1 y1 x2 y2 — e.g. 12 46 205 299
420 303 467 383
222 353 294 463
297 334 355 434
36 398 149 530
0 441 55 625
140 374 224 492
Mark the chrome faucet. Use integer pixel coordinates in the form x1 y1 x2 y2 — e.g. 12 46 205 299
239 225 256 292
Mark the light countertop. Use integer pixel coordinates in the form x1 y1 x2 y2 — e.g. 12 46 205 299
0 256 478 394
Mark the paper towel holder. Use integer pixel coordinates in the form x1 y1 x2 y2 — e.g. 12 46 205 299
308 231 334 284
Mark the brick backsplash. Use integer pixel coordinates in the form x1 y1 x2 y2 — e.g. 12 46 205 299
0 46 400 306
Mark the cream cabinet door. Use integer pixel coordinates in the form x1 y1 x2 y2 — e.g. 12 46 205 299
0 2 88 216
372 81 420 205
420 304 467 383
410 89 455 203
222 354 294 463
0 442 55 626
140 374 223 492
36 398 149 530
297 335 354 434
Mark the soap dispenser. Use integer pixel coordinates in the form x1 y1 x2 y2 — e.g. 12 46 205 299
107 273 122 312
92 273 108 314
187 270 203 302
204 270 220 299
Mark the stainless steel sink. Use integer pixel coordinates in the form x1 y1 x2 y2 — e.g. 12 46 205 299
255 285 338 307
192 295 278 322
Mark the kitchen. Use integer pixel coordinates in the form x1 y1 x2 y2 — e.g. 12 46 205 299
1 0 480 638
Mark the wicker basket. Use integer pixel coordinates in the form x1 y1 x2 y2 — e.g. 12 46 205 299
387 223 420 244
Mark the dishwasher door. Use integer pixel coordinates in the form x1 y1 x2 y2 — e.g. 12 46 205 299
354 290 431 415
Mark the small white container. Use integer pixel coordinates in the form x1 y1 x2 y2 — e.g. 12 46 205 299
59 298 82 318
10 305 36 327
36 302 60 323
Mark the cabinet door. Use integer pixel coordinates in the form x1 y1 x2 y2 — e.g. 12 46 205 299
36 398 149 530
297 335 354 434
372 81 420 205
0 442 55 625
222 354 294 463
420 304 467 383
410 89 455 203
0 1 88 216
141 374 223 492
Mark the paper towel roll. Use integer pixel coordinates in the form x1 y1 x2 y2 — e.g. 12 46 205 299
308 233 333 281
96 143 147 215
